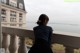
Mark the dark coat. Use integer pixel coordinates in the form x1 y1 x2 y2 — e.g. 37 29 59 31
28 25 53 53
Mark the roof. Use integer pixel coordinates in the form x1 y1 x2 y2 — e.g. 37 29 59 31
2 0 26 11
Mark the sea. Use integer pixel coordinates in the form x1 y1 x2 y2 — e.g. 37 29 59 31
26 22 80 35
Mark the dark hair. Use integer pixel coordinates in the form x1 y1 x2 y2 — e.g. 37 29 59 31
37 14 49 25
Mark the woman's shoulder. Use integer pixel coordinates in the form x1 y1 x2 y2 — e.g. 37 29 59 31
33 25 53 31
46 26 53 31
46 26 52 29
33 26 39 30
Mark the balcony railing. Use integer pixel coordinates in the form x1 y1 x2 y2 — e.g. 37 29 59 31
2 27 80 53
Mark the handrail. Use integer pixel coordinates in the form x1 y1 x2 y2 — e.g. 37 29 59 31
2 27 80 48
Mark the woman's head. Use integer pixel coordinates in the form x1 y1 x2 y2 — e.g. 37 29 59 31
37 14 49 26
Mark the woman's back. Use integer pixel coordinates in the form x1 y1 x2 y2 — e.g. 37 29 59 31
33 25 53 44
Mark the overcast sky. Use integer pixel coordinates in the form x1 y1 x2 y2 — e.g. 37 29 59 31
24 0 80 24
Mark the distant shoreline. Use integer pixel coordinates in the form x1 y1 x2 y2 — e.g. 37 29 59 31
53 31 80 37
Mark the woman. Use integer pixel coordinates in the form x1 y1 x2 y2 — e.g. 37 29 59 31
28 14 53 53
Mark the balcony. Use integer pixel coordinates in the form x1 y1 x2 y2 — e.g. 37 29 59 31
1 27 80 53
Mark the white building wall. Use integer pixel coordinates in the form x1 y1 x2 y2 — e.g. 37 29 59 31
1 4 27 29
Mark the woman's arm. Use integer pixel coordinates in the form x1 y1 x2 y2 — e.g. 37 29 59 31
48 27 53 46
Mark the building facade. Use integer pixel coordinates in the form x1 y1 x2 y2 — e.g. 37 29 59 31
1 0 27 29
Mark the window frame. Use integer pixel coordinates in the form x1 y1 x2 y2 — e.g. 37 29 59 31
19 3 23 9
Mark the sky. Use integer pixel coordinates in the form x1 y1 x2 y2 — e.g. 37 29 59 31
24 0 80 24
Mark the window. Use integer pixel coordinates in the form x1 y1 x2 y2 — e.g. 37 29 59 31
1 9 6 15
19 13 23 22
10 18 16 22
19 24 22 27
19 18 22 22
1 9 6 22
1 0 7 3
1 16 6 22
19 3 23 9
19 13 23 17
10 11 16 22
10 11 16 17
9 2 17 7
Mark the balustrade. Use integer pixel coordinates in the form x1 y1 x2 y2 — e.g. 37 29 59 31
1 27 80 53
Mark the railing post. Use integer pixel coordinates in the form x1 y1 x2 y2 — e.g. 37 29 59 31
9 35 18 53
2 33 10 53
0 0 1 48
65 46 74 53
18 37 27 53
